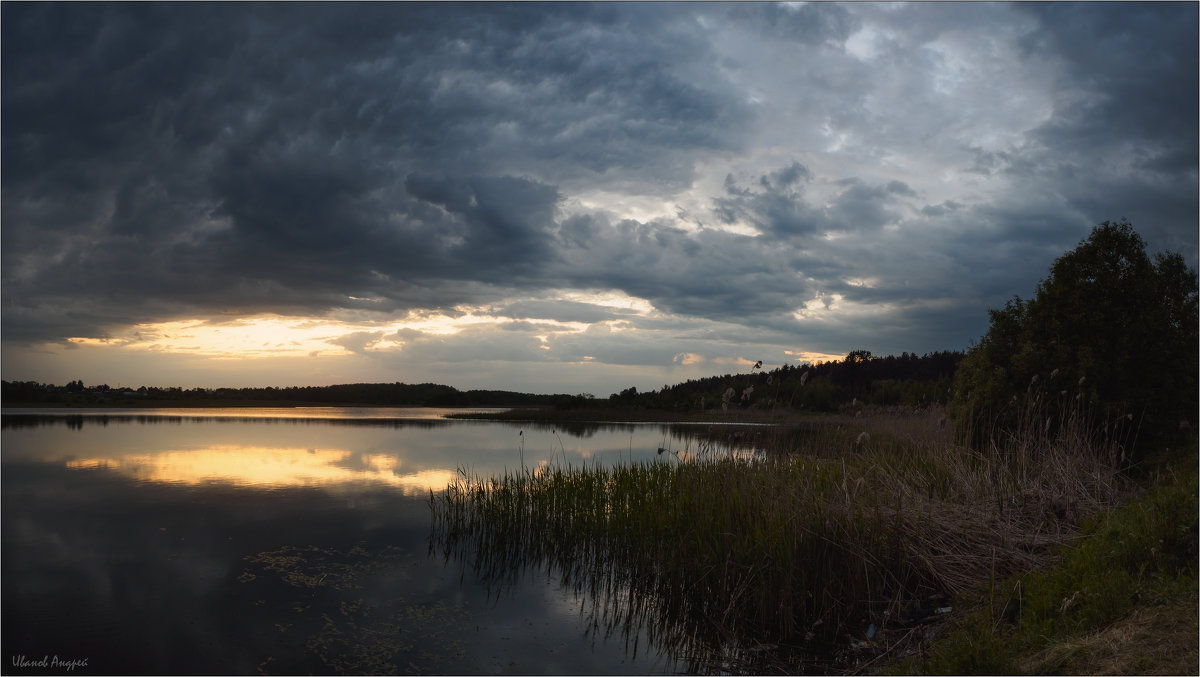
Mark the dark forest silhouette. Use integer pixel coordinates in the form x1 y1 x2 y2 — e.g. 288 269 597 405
0 349 961 412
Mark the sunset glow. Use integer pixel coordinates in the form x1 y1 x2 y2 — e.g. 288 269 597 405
64 311 596 360
68 318 349 358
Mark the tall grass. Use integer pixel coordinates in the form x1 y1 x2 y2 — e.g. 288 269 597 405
429 405 1126 673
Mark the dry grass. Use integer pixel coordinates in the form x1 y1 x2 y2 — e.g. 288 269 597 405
1021 598 1199 675
853 407 1124 596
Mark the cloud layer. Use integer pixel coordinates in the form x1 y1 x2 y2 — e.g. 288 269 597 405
3 3 1196 393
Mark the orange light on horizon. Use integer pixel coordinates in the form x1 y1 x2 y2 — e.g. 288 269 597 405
784 349 846 364
62 310 596 360
67 318 353 358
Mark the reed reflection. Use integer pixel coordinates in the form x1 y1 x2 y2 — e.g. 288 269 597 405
429 445 832 675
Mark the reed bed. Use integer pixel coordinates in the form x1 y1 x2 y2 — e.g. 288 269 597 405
429 406 1126 673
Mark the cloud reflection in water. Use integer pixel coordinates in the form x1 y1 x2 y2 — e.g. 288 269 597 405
64 446 457 494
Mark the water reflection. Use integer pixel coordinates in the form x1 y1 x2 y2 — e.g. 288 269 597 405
0 405 509 421
0 412 457 430
431 482 749 674
64 446 461 494
2 409 768 486
429 453 834 674
6 410 756 674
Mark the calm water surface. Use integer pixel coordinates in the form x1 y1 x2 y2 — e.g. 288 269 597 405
2 408 744 675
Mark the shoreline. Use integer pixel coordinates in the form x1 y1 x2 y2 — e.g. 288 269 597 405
2 401 870 426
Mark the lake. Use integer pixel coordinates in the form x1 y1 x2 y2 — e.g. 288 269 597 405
2 407 757 675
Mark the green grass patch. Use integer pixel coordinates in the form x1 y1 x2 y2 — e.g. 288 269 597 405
898 456 1198 675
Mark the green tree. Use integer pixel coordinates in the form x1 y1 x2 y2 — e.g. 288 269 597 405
951 220 1198 453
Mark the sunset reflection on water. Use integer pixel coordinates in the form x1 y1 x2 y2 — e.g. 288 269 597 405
64 445 458 493
2 409 749 674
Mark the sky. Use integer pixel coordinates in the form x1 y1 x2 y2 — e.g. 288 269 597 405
3 2 1197 396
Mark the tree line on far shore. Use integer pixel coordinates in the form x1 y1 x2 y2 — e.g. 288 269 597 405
0 380 564 408
1 349 963 413
591 350 963 413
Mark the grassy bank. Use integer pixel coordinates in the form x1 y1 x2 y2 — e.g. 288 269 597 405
887 454 1197 675
430 407 1133 673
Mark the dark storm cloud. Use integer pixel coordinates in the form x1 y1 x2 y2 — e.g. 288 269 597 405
547 210 813 326
919 201 963 220
402 173 561 271
713 164 822 238
713 166 908 239
1 2 754 341
730 2 860 46
2 1 1196 372
496 300 638 325
998 2 1198 256
1018 2 1198 155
